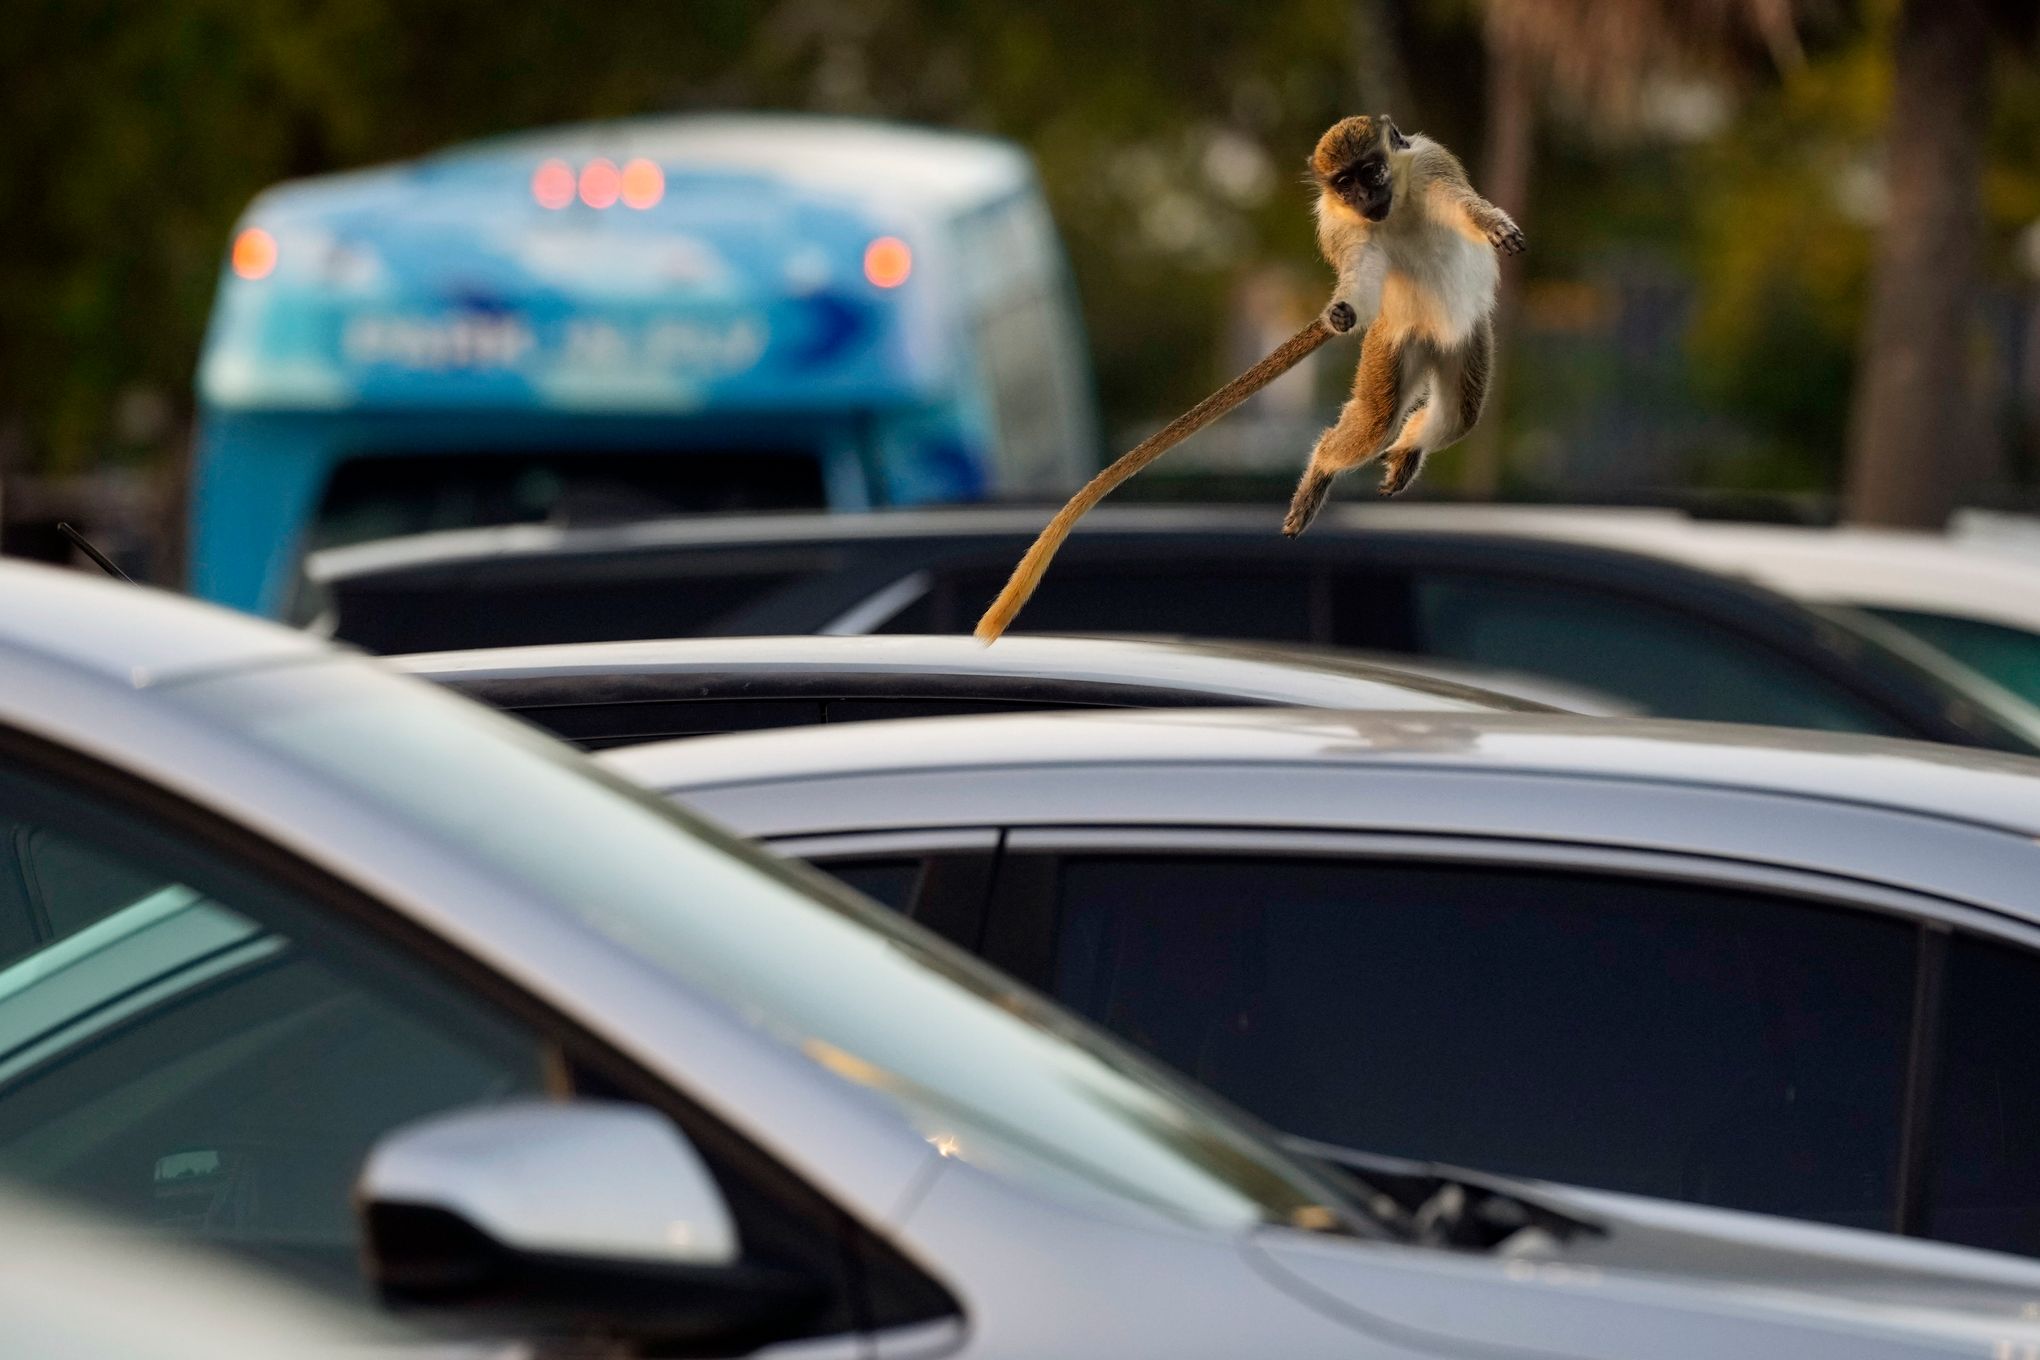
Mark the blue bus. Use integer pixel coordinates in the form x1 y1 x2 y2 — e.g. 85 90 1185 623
193 115 1098 614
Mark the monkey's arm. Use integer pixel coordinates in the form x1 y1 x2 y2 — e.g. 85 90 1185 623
1462 195 1525 255
1327 243 1389 332
1423 159 1525 255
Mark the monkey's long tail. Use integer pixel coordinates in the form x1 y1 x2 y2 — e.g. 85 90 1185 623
974 315 1338 644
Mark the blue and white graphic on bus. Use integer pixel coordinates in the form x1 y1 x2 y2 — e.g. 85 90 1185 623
193 115 1097 615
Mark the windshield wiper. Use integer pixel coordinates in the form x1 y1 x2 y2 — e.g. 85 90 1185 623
1280 1135 1604 1251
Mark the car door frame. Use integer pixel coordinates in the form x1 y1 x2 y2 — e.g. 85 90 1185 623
769 828 1002 951
977 823 2040 1240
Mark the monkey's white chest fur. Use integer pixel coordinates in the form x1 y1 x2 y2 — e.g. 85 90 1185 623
1321 210 1498 348
1373 228 1496 346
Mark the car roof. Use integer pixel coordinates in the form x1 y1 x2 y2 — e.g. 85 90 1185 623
389 633 1550 713
604 705 2040 841
0 560 323 688
1346 505 2040 635
307 503 2040 629
296 502 1814 582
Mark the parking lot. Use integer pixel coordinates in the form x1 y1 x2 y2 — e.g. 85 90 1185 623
9 3 2040 1357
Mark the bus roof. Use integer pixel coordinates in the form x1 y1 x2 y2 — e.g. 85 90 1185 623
465 115 1035 216
199 114 1048 414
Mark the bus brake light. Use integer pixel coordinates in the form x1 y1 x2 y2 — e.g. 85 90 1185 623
864 236 911 288
579 159 621 209
231 229 278 280
532 159 575 210
621 158 664 210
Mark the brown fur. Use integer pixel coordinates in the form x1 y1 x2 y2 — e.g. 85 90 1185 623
1284 116 1518 533
1312 116 1388 181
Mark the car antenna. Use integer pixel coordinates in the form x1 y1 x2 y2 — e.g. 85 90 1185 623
56 522 133 583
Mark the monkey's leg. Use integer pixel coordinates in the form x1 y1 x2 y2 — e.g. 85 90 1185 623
1378 322 1492 498
1376 398 1434 497
1283 329 1407 537
1284 466 1337 538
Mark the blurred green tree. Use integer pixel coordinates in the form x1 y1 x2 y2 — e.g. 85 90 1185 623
4 0 2036 525
0 0 772 474
1465 0 1806 494
0 0 1404 479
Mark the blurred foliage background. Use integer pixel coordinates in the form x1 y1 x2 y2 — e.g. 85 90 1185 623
2 0 2037 533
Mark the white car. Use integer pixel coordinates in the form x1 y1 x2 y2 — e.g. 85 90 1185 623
1345 504 2040 705
9 557 2040 1358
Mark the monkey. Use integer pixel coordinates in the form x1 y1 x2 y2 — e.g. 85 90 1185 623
1283 113 1522 536
973 114 1519 644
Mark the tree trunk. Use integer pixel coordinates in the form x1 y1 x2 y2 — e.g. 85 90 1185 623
1460 35 1535 497
1841 0 1992 528
1348 0 1411 122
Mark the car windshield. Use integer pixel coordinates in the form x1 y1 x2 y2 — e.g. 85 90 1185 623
171 657 1363 1239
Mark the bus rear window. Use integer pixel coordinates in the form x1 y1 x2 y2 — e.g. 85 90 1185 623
311 450 827 552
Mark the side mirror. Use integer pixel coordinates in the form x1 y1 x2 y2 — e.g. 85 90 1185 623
357 1100 822 1349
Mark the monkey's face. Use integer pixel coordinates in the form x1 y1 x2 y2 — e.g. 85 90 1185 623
1313 114 1409 223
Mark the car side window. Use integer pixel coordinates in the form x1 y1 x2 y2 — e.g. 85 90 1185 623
1410 573 1906 732
0 771 553 1290
816 858 926 914
0 821 209 966
1051 856 1916 1232
796 845 996 951
1926 935 2040 1256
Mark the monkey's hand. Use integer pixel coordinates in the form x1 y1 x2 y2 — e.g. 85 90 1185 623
1324 300 1358 335
1487 220 1526 256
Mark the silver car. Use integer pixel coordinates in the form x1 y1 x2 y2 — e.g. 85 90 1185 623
4 558 2040 1359
607 706 2040 1276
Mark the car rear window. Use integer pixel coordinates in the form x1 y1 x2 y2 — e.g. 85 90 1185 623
1865 608 2040 707
913 563 1319 642
1411 574 1904 733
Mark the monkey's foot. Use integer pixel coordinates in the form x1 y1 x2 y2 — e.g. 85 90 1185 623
1324 301 1358 334
1488 223 1526 256
1377 449 1423 497
1284 472 1334 537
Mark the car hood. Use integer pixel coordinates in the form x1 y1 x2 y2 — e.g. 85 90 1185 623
1249 1185 2040 1357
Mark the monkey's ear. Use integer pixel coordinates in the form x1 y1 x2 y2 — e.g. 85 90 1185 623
1388 123 1410 150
